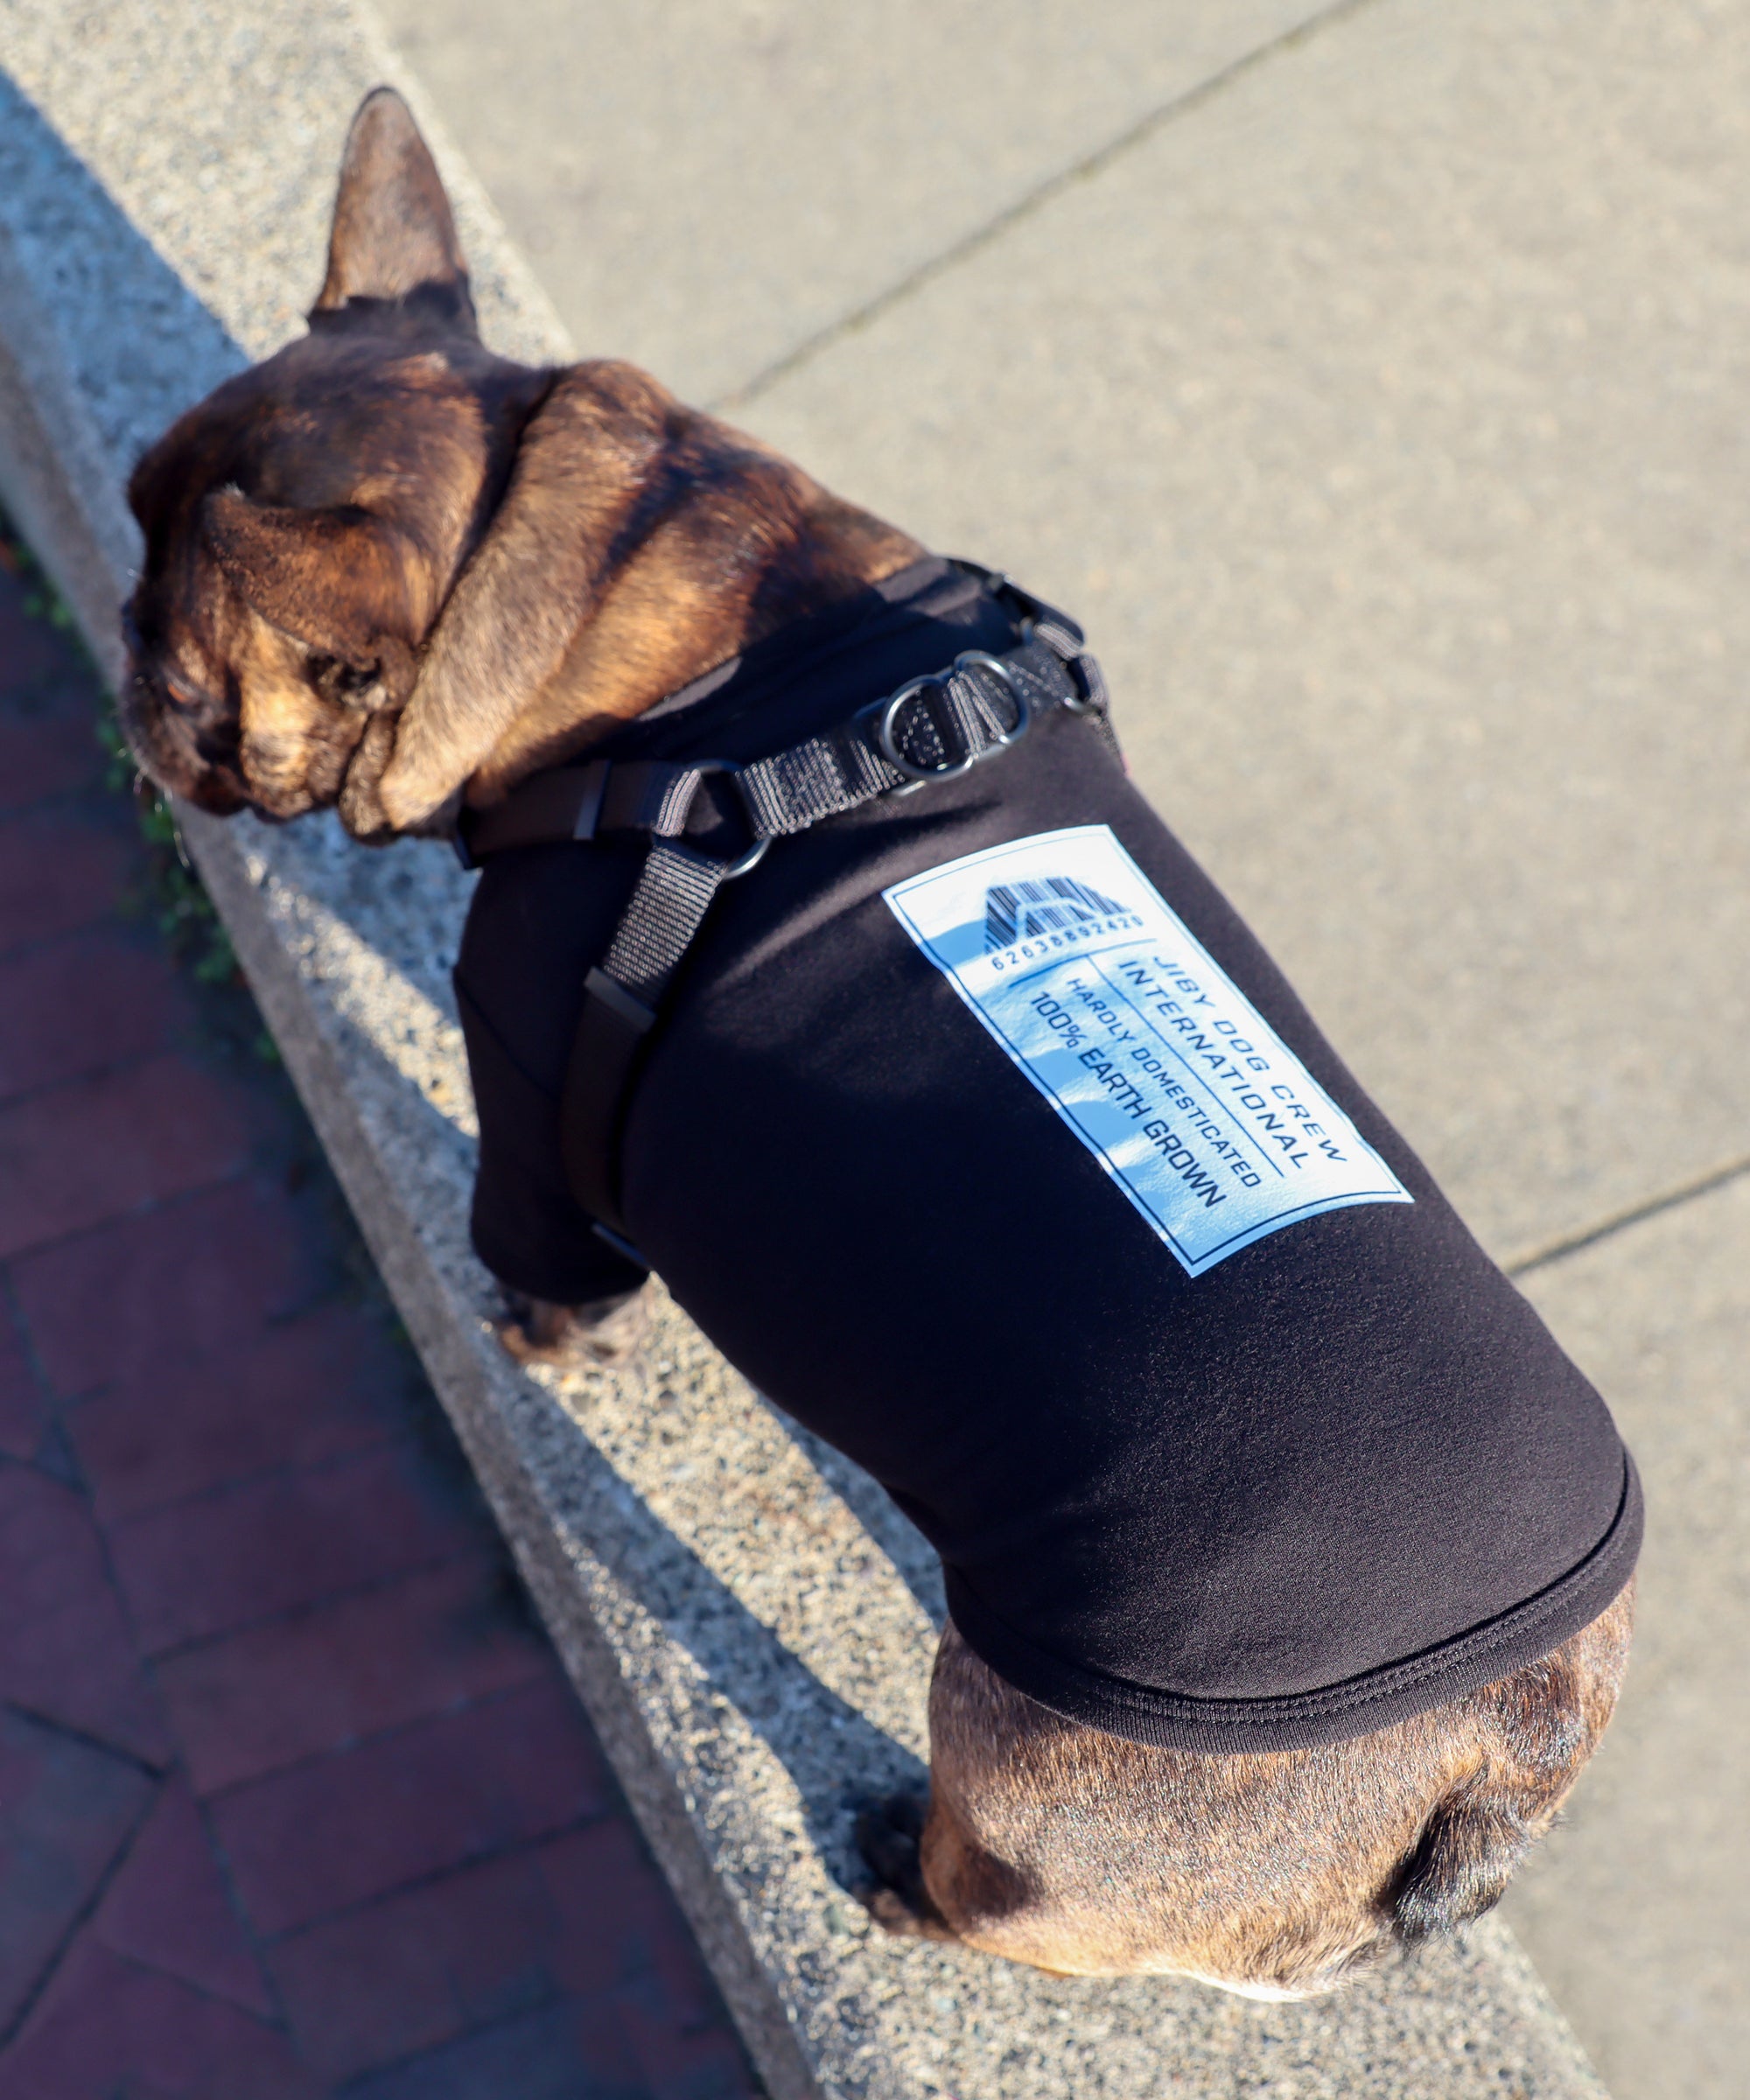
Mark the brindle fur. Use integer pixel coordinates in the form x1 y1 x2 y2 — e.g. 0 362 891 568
120 88 1637 1995
868 1587 1634 1992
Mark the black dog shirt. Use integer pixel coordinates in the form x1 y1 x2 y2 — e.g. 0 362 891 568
454 560 1642 1752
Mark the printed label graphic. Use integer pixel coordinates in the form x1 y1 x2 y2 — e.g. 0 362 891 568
884 826 1410 1276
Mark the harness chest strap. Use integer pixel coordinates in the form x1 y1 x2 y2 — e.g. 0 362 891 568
454 569 1113 1237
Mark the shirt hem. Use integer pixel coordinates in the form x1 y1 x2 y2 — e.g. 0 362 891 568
942 1449 1643 1754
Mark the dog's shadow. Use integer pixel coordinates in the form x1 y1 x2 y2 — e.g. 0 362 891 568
538 1376 936 1897
776 1410 948 1635
277 910 933 1897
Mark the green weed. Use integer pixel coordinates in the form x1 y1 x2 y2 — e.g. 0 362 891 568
5 513 261 1039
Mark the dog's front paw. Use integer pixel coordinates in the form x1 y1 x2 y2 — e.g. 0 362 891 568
496 1288 651 1369
856 1791 956 1941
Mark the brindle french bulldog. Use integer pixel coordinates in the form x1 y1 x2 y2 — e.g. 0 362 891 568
120 88 1634 1995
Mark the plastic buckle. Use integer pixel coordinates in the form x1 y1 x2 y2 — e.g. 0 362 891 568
685 760 771 879
948 556 1040 630
1059 648 1107 713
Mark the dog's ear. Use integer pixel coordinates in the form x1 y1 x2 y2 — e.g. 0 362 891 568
312 88 477 338
364 370 634 830
203 487 420 704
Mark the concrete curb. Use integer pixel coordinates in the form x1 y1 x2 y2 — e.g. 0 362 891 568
0 5 1610 2094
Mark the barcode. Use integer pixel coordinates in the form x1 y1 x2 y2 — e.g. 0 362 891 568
984 874 1128 949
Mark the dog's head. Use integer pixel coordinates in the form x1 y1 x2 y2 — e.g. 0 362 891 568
120 89 549 833
117 88 920 844
122 88 924 839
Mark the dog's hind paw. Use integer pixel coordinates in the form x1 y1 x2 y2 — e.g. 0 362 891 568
857 1789 927 1891
861 1883 958 1941
855 1792 956 1941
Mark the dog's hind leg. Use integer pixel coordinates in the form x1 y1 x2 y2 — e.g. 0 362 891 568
856 1626 1050 1961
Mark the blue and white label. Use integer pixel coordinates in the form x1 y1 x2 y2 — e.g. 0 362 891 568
883 825 1410 1276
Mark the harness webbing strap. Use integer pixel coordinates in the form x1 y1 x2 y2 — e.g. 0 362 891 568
458 568 1111 1234
560 839 730 1222
601 839 728 1003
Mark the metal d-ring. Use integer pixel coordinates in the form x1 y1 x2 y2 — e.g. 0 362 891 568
687 760 772 879
720 833 771 879
875 674 975 782
873 648 1032 781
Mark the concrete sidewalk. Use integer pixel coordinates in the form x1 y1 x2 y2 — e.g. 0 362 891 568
376 4 1749 2097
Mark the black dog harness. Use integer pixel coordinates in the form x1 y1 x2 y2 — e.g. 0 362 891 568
457 560 1110 1237
452 557 1641 1752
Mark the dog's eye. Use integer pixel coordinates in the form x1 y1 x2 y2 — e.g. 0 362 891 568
310 654 377 704
160 668 211 715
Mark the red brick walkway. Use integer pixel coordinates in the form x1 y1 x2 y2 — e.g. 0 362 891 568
0 529 760 2099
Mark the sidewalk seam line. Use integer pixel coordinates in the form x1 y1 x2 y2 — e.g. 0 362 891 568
0 896 141 970
0 1697 164 1778
88 1419 412 1530
252 1806 620 1948
200 1670 571 1808
106 1418 454 1522
0 1775 158 2049
186 1784 300 2035
1507 1153 1750 1278
319 1990 573 2096
710 0 1385 415
80 1938 287 2030
142 1544 507 1671
0 1160 255 1278
0 1043 198 1120
0 1268 58 1419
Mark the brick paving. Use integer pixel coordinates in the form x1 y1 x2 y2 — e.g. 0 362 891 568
0 528 760 2098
